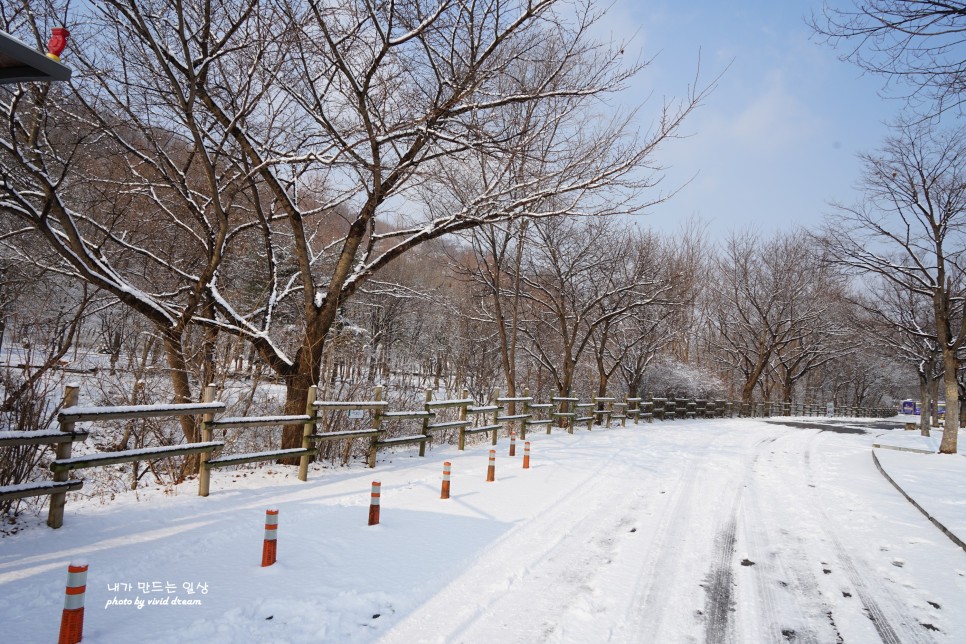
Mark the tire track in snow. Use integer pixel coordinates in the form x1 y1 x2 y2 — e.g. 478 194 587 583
797 431 935 643
609 459 701 642
704 515 738 643
619 430 781 643
378 440 640 644
701 435 781 644
736 430 829 644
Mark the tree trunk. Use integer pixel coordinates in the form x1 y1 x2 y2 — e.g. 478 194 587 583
940 349 959 453
162 331 201 480
929 375 941 428
919 374 931 437
741 377 756 405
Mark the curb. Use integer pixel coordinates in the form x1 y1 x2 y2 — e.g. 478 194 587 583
870 443 934 454
871 449 966 553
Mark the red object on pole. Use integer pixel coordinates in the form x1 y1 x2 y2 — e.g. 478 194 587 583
509 433 516 457
58 562 87 644
441 461 451 499
486 450 496 482
47 27 69 61
523 441 530 469
261 509 279 567
368 482 381 525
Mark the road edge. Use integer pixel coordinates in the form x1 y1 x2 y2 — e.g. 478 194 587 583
871 449 966 553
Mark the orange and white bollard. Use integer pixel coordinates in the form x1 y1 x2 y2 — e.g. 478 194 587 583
523 441 530 469
58 561 87 644
509 433 516 456
441 462 451 499
368 482 381 525
261 509 279 567
486 449 496 482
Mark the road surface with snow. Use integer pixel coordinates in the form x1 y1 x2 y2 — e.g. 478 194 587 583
2 418 964 643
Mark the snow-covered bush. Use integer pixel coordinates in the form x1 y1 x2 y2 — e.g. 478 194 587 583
637 357 725 399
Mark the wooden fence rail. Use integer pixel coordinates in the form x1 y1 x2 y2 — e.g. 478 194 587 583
0 383 898 529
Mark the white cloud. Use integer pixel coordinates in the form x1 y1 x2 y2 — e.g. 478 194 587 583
727 71 824 151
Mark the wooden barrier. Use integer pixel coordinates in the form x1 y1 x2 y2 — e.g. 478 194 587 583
627 397 643 424
200 386 316 493
425 389 475 455
496 393 532 443
462 388 502 449
551 396 578 433
593 396 616 427
574 401 594 431
12 382 892 531
521 388 552 438
45 386 226 528
0 424 87 505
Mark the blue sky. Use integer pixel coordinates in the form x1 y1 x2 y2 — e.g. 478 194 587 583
597 0 900 237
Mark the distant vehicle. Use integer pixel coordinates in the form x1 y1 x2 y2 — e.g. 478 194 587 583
899 399 943 416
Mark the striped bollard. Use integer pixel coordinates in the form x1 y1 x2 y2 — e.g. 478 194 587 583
368 482 381 526
509 433 516 457
486 450 496 482
523 441 530 469
441 462 451 499
261 509 279 567
58 562 87 644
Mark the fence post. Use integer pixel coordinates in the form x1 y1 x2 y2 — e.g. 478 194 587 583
48 384 79 529
198 384 217 496
419 388 434 457
58 561 87 644
458 388 469 451
368 481 381 525
261 509 279 567
367 386 384 468
521 388 530 440
491 387 500 446
298 385 318 482
547 393 555 435
486 449 496 482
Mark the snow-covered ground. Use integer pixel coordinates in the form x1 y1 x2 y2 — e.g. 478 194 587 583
872 427 966 551
2 417 965 643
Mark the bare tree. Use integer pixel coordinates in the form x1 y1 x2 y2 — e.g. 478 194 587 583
515 217 670 398
588 229 671 399
853 276 942 434
1 0 707 457
461 220 531 408
768 284 854 404
613 310 676 398
709 230 837 405
821 121 966 453
812 0 966 115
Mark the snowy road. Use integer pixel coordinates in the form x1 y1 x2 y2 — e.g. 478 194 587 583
380 420 965 643
3 418 965 643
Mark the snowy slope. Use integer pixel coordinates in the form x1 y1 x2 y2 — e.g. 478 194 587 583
1 419 964 643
